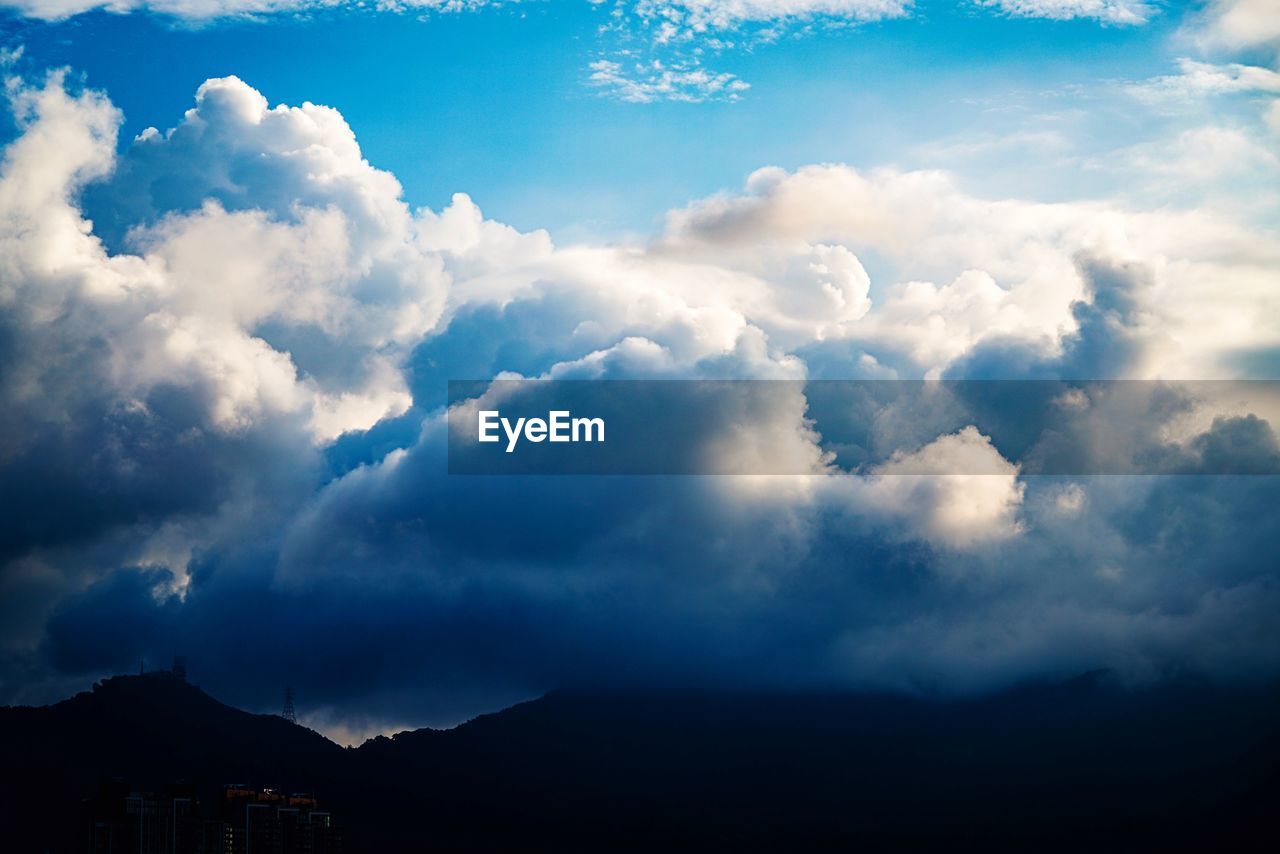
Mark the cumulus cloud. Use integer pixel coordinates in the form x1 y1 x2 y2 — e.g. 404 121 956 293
3 70 1280 730
61 73 460 441
864 426 1026 549
0 70 471 680
665 163 1280 379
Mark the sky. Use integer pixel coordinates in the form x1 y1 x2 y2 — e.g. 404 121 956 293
0 0 1278 744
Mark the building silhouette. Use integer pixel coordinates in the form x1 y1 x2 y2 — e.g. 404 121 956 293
86 781 203 854
84 782 341 853
221 786 338 854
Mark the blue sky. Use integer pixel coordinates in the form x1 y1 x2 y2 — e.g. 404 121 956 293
1 0 1278 742
0 2 1237 237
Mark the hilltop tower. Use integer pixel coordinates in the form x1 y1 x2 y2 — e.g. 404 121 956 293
282 686 296 724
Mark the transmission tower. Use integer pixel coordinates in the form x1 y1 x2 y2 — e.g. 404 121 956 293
282 686 296 724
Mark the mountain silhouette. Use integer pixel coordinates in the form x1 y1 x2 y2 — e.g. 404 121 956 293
3 671 1279 851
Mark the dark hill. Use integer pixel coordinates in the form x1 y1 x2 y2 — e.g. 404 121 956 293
3 672 1279 851
3 671 345 780
0 672 346 852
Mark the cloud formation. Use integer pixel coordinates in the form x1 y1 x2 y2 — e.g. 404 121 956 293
2 66 1279 733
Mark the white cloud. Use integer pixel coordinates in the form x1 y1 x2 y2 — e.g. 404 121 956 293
1 0 1170 29
0 72 463 443
588 58 751 102
14 70 1263 418
660 163 1280 379
977 0 1153 25
0 0 494 23
1190 0 1280 52
863 426 1026 549
1127 58 1280 103
0 0 913 24
632 0 911 33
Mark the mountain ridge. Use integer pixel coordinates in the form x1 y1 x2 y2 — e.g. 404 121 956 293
3 671 1279 851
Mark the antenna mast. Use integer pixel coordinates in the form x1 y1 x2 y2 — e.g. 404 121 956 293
282 686 296 724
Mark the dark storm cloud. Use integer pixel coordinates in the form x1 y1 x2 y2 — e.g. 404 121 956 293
35 449 1280 725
